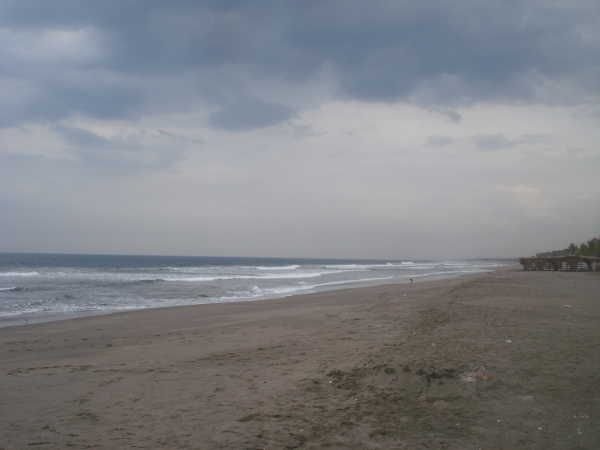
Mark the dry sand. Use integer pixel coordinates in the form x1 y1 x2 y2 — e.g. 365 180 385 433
1 269 599 449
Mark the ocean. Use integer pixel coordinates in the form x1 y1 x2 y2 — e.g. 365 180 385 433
0 253 509 327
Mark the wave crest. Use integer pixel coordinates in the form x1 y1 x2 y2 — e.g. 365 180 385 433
0 271 40 277
256 265 300 271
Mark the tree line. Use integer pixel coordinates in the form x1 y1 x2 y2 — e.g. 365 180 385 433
567 236 600 257
537 235 600 257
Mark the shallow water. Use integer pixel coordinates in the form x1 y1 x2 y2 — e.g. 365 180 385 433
0 253 510 327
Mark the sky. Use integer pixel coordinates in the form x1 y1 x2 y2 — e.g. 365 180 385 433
1 0 599 259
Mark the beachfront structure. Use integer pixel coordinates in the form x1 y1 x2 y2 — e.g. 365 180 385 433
519 256 600 272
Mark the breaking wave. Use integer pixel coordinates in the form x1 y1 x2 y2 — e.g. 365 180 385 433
165 271 337 282
256 265 300 271
218 275 396 301
0 271 40 277
0 286 24 292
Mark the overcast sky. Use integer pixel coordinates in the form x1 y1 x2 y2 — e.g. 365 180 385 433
1 1 599 259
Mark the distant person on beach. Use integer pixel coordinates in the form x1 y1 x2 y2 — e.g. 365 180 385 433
409 278 414 284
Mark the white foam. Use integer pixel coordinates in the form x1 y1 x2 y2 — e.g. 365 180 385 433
166 271 333 282
162 266 222 273
256 265 300 271
0 259 509 328
255 271 330 279
217 275 396 301
324 263 407 270
164 265 301 273
0 271 40 277
312 276 395 288
411 268 492 279
0 301 145 320
0 307 47 318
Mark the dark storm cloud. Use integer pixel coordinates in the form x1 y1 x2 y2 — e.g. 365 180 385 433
208 97 294 131
1 0 599 127
36 83 142 123
0 78 143 128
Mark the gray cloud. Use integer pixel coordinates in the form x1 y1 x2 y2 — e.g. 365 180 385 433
425 133 552 150
0 77 142 128
431 109 462 123
472 134 517 151
55 125 111 148
472 133 552 151
54 125 186 173
0 1 598 129
156 129 204 146
426 136 456 147
208 97 294 131
0 1 599 258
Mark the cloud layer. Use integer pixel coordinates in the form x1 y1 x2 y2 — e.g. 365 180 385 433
0 1 599 258
1 0 599 127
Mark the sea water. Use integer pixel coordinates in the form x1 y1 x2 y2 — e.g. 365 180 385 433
0 253 510 327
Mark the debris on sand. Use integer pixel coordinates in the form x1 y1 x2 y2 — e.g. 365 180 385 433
460 365 493 383
416 367 457 385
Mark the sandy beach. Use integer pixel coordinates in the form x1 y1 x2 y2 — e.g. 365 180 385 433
1 269 599 449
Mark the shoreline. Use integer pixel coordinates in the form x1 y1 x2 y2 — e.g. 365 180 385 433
2 268 598 449
0 267 510 331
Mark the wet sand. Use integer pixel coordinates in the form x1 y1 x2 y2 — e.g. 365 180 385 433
1 269 599 449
